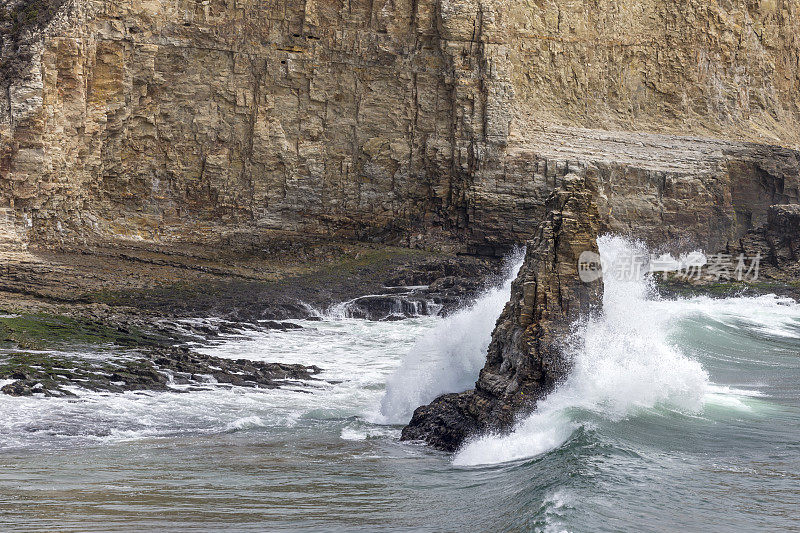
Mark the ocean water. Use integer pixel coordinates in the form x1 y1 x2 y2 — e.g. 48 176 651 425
1 238 799 532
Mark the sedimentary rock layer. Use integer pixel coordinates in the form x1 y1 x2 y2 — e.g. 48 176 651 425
401 173 603 451
1 0 799 253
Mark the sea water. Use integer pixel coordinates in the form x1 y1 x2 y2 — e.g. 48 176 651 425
1 238 798 531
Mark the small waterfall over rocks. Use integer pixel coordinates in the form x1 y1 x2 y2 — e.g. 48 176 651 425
327 288 439 321
373 248 526 423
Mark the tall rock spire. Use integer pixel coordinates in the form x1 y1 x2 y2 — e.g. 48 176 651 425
401 174 604 451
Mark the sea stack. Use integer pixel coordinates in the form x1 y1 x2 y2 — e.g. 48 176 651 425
401 174 605 451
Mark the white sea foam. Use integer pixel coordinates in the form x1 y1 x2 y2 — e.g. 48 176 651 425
671 293 800 339
2 239 796 458
540 489 573 533
452 236 800 466
225 416 268 432
0 318 434 450
453 236 714 466
340 424 400 441
374 248 526 424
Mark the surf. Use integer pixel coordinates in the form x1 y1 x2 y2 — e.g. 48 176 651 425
450 235 786 466
375 248 525 424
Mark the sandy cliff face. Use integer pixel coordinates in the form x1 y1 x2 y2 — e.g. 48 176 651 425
1 0 799 253
502 0 800 144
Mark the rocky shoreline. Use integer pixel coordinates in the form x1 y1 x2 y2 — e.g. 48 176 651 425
0 310 319 397
655 204 800 301
0 346 321 397
3 205 799 414
0 237 502 398
401 196 800 451
1 0 799 482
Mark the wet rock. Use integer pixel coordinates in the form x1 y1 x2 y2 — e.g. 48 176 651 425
402 175 604 450
261 321 303 330
329 256 502 321
401 392 477 452
0 347 321 397
1 379 36 396
384 258 500 315
656 203 800 300
339 295 431 321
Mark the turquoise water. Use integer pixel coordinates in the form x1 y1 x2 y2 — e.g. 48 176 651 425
1 241 799 532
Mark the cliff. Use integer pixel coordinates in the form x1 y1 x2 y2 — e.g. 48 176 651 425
1 0 799 255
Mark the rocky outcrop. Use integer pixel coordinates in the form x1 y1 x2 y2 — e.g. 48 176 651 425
0 345 321 397
0 311 321 397
510 130 800 254
0 0 798 439
737 204 800 282
335 255 503 319
1 0 799 256
0 233 500 325
401 174 603 451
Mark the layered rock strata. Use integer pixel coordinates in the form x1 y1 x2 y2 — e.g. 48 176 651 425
401 174 603 451
739 203 800 282
1 0 799 437
1 0 799 255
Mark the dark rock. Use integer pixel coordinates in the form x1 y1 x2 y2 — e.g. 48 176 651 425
0 346 321 397
1 380 35 396
402 174 604 450
383 257 502 316
339 295 430 321
261 321 303 330
385 257 499 288
428 276 458 291
401 392 478 452
657 203 800 300
767 204 800 235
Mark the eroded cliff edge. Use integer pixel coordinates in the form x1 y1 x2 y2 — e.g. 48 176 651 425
401 174 603 451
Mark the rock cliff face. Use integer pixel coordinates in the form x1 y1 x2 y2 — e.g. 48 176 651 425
401 173 603 451
687 203 800 289
1 0 799 254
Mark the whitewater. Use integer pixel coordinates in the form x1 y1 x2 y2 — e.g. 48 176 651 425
453 236 713 466
1 236 799 531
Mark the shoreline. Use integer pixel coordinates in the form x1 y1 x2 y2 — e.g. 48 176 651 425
0 236 501 398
